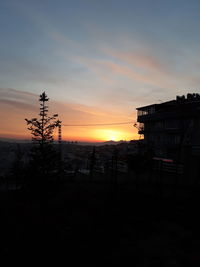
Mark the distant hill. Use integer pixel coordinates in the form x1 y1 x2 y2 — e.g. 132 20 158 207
0 137 30 143
0 137 131 146
74 140 128 146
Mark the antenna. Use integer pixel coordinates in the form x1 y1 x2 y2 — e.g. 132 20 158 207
58 121 62 144
57 120 63 181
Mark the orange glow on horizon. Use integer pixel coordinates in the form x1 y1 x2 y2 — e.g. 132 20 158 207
0 128 139 142
0 89 139 142
60 127 138 142
93 129 128 141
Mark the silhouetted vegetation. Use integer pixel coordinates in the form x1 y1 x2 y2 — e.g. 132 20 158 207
1 93 200 265
25 92 61 194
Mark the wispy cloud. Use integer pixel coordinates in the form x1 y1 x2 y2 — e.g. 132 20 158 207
103 47 165 73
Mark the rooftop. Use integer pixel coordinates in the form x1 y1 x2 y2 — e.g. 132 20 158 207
136 93 200 111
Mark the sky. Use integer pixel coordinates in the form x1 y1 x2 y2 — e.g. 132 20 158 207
1 0 200 141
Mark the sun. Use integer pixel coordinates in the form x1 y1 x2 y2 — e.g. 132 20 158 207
108 132 119 141
94 129 125 141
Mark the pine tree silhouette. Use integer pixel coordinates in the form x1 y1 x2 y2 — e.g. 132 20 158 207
25 92 60 145
25 92 61 192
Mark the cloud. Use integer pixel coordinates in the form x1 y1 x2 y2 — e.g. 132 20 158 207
96 46 176 89
77 56 173 90
103 47 165 73
0 88 37 99
0 99 37 111
0 88 38 109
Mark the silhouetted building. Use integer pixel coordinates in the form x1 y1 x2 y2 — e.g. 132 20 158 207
136 93 200 165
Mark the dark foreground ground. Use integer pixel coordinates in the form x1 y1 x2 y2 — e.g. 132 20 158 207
0 177 200 266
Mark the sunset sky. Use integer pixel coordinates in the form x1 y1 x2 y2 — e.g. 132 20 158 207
1 0 200 141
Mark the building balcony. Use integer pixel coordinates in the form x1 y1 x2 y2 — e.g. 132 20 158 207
138 129 144 134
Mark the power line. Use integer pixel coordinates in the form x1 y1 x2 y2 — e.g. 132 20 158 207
63 121 133 127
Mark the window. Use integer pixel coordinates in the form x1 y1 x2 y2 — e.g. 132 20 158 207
137 106 155 117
